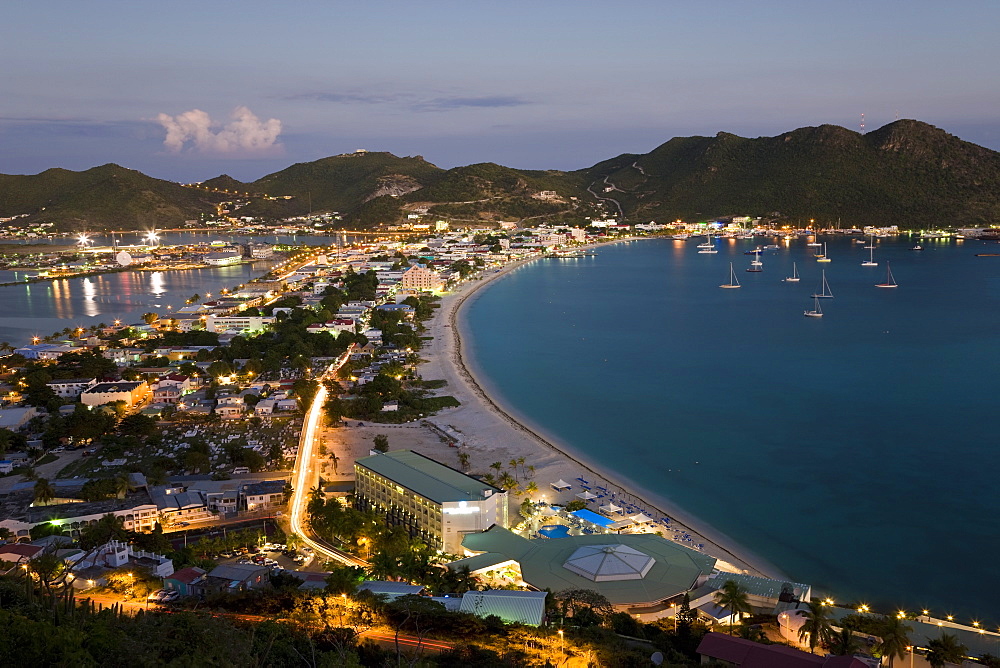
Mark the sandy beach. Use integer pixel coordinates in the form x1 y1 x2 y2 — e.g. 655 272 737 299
326 244 785 580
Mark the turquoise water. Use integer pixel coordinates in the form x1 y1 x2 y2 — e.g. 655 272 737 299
464 237 1000 623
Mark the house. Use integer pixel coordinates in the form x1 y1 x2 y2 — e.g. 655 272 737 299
163 566 207 596
695 632 870 668
0 543 44 568
13 344 75 360
192 563 270 596
70 540 174 578
45 377 97 399
240 480 286 510
153 386 182 404
0 406 39 431
80 381 151 408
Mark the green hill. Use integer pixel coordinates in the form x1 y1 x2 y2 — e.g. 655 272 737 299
0 164 223 231
1 120 997 231
580 120 1000 227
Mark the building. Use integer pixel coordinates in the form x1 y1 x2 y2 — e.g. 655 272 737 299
240 480 286 510
354 450 508 553
0 406 39 431
204 315 275 334
399 266 445 292
80 381 150 408
12 343 76 360
192 563 270 596
449 526 716 616
204 250 242 266
458 590 547 626
695 632 870 668
163 566 207 596
71 540 174 579
45 377 97 399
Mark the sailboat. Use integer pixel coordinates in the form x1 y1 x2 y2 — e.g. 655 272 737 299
875 262 898 288
719 262 741 288
697 234 714 248
746 256 762 272
804 295 824 317
811 269 834 298
861 244 878 267
863 235 875 250
783 262 800 282
816 242 831 262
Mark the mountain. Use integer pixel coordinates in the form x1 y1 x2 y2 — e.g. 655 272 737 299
1 121 998 231
581 120 1000 227
0 164 223 231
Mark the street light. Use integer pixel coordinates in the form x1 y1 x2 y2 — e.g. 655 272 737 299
558 629 564 655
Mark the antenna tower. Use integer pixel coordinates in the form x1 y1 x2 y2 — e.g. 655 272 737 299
860 113 865 133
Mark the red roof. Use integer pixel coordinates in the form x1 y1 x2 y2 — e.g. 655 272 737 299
168 566 207 584
698 632 824 668
0 544 43 560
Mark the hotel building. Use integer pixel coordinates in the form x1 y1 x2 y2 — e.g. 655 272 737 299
354 450 508 553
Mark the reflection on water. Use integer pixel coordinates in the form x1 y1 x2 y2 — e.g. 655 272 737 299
0 263 270 345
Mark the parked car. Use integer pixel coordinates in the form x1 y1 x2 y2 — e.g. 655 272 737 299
147 589 166 601
160 590 180 602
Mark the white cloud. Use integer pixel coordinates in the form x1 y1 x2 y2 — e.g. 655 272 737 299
156 106 282 154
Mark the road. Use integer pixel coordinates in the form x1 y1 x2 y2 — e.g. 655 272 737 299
288 350 368 568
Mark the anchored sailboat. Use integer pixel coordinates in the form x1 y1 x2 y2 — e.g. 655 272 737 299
861 243 878 266
719 262 741 288
783 262 800 282
804 295 823 317
875 262 898 288
811 269 834 298
816 242 831 262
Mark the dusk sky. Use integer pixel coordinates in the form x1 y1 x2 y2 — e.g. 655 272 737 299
3 1 998 182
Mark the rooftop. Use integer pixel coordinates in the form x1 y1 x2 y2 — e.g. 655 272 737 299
355 450 502 504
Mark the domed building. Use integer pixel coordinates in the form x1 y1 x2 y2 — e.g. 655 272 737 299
449 526 717 614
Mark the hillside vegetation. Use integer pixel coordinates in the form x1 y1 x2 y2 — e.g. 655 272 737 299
1 121 998 230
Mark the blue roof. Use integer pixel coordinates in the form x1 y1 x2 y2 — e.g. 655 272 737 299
571 508 615 527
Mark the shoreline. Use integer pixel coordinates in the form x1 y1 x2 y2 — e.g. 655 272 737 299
421 241 785 580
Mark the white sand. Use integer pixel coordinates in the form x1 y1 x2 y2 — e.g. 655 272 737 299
325 244 785 579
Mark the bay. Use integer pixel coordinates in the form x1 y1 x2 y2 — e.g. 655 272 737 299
464 237 1000 623
0 263 268 345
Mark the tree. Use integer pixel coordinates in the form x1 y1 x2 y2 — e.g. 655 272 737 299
324 565 366 596
829 628 862 656
713 580 753 634
33 478 56 506
372 434 389 453
142 312 159 325
564 499 587 512
877 615 912 667
925 633 967 668
797 601 836 652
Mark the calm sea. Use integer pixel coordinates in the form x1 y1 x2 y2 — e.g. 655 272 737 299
0 263 266 346
464 236 1000 623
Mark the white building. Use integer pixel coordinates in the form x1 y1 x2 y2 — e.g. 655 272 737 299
80 381 150 408
204 315 275 334
204 251 242 266
45 377 97 399
354 450 508 554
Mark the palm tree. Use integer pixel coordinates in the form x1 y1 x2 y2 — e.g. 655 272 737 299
877 615 912 667
525 481 539 498
797 601 836 653
829 628 862 656
713 580 753 634
114 473 134 500
925 633 967 668
33 477 56 505
456 451 470 471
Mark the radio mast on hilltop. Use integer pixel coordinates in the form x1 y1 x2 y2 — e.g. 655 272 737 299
860 113 865 133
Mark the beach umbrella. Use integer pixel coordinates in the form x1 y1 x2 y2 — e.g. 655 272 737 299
600 503 623 514
630 513 654 524
576 491 598 500
551 479 572 490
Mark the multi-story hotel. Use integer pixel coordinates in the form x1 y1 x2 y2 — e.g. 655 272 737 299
354 450 508 553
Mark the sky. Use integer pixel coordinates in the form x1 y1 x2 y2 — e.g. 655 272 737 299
2 1 999 182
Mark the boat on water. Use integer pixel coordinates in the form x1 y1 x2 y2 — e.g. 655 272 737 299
763 244 780 250
811 269 834 298
697 235 715 249
744 247 763 255
875 262 898 288
783 262 800 282
911 244 924 251
697 247 718 254
807 240 822 247
861 244 878 267
719 262 741 288
816 242 832 262
804 295 824 317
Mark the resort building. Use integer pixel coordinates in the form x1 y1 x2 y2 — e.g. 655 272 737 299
204 250 242 266
204 315 275 334
399 266 445 292
80 381 150 408
449 526 717 616
354 450 508 553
